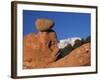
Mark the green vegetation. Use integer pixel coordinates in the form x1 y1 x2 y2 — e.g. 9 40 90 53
85 36 91 43
73 39 82 49
61 44 73 57
60 36 91 57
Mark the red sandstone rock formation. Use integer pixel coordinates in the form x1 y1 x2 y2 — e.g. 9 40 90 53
23 31 59 69
47 43 90 67
23 18 90 69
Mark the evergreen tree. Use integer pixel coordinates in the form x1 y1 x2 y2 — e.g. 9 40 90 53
85 36 91 43
73 39 82 49
61 44 73 57
81 38 85 45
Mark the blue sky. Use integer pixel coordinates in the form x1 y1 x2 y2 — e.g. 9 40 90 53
23 10 91 40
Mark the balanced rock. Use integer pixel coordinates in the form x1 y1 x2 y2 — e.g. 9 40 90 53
35 18 54 31
24 18 58 69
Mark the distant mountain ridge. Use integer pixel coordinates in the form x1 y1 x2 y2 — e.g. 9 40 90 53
58 37 81 49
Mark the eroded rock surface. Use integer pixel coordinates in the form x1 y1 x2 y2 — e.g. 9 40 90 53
23 31 59 68
47 43 90 67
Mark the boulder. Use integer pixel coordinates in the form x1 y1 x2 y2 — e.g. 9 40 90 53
35 18 54 31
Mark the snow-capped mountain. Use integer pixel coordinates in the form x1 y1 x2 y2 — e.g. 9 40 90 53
58 37 81 49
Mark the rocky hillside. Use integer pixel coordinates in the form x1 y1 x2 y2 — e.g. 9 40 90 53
48 43 90 67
